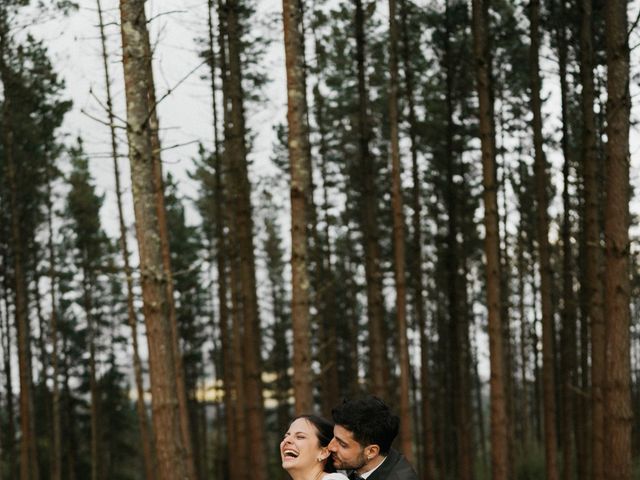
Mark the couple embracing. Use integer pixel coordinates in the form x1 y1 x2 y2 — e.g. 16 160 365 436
280 395 418 480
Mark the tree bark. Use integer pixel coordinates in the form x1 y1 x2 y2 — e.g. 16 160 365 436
528 2 559 478
282 0 314 414
387 0 413 463
471 0 509 478
119 1 191 478
224 2 268 478
354 0 389 398
516 222 531 446
555 1 577 477
0 272 17 480
45 156 62 480
206 2 238 478
217 3 249 477
81 270 101 480
442 2 472 477
399 0 436 476
96 2 157 477
603 1 632 478
309 5 341 418
138 18 198 480
579 0 604 478
1 59 40 480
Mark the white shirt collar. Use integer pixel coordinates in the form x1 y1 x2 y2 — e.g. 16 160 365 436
360 455 386 479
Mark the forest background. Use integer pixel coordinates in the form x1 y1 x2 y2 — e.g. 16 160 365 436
1 0 639 479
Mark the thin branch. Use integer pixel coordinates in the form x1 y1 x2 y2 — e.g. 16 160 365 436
80 109 126 129
153 139 200 155
627 8 640 40
145 58 208 125
147 10 187 24
89 87 129 126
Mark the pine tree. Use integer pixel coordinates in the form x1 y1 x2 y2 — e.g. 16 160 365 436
528 1 559 478
471 0 509 478
65 140 112 480
282 0 314 414
603 1 632 477
119 1 191 477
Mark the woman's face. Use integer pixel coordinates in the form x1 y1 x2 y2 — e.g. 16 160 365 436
280 418 327 473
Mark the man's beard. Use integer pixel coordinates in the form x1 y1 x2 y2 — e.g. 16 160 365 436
333 450 367 471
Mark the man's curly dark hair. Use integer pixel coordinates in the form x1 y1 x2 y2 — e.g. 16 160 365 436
331 395 399 455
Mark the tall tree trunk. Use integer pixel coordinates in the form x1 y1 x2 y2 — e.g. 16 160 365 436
387 0 413 462
82 271 101 480
45 159 62 480
399 0 436 476
471 0 509 478
516 224 531 446
206 2 237 478
528 2 559 478
62 341 78 480
32 268 49 387
96 1 157 476
0 273 17 480
282 0 314 414
579 0 604 478
309 6 340 417
224 2 268 478
354 0 389 398
1 69 40 480
603 1 632 478
119 1 190 478
442 3 472 477
555 1 577 477
138 18 198 480
530 266 543 444
314 83 341 415
217 3 249 477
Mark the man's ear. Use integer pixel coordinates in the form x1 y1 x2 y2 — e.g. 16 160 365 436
364 444 380 460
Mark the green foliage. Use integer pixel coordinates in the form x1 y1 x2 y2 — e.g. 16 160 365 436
66 139 108 267
165 173 208 394
514 443 546 479
1 33 71 258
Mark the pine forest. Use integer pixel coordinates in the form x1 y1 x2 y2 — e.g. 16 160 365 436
0 0 639 479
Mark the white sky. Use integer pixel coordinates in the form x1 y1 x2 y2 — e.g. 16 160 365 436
31 0 286 240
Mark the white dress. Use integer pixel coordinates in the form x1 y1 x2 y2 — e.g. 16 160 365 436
323 474 349 480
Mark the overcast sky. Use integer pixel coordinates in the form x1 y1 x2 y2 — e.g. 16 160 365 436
32 0 287 238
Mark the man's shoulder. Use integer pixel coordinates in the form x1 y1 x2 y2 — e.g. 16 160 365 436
372 449 418 480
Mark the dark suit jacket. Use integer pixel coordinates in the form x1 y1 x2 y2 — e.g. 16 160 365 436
367 448 418 480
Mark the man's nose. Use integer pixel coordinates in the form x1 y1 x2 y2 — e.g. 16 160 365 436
327 438 337 451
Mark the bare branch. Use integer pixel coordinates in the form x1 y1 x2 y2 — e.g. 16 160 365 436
628 8 640 40
145 58 208 124
80 108 126 129
153 139 200 156
147 10 187 24
88 87 128 126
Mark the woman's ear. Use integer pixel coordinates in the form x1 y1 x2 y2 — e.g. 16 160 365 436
317 447 330 462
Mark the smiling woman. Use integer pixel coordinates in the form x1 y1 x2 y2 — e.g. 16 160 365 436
280 415 349 480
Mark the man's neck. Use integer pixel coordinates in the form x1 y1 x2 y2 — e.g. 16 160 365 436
358 454 386 476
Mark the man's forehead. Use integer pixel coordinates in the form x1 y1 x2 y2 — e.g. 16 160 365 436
334 424 356 442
